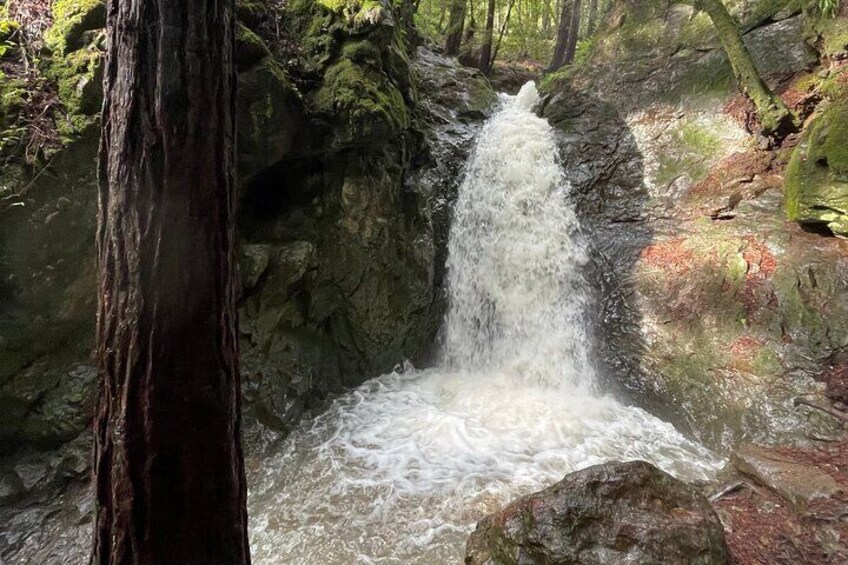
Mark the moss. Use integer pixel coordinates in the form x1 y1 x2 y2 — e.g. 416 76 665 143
0 18 18 59
0 74 27 155
785 98 848 235
314 57 408 138
0 75 26 121
811 10 848 57
318 0 384 27
751 345 782 377
677 11 718 49
655 120 723 186
236 22 271 70
819 67 848 99
342 40 383 66
45 0 105 55
237 56 300 180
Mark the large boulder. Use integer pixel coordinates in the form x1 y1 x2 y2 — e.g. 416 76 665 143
465 460 729 565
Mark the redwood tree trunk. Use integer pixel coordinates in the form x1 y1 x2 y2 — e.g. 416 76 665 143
92 0 250 563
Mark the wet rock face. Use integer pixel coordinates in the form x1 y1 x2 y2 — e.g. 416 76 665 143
543 0 848 449
237 45 495 431
465 460 729 565
732 444 839 507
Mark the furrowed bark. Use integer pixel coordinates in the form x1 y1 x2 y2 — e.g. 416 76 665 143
92 0 250 563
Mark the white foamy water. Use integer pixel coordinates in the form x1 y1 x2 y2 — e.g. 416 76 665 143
247 83 722 564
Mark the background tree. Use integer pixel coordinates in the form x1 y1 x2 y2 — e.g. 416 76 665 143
563 0 582 64
92 0 250 563
549 0 573 70
587 0 599 36
690 0 795 138
445 0 467 54
480 0 497 73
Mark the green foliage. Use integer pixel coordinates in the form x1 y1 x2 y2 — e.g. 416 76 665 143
414 0 614 66
318 0 385 27
45 0 105 55
816 0 840 17
0 16 19 59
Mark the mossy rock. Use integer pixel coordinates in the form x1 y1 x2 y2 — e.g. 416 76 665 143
237 0 269 27
50 47 103 117
45 0 106 56
314 58 408 141
237 56 301 181
810 9 848 58
785 97 848 236
236 22 271 70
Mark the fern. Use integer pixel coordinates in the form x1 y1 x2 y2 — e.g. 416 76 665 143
817 0 840 17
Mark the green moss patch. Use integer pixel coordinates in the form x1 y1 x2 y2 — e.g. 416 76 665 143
655 119 725 186
45 0 105 55
314 58 408 137
785 97 848 235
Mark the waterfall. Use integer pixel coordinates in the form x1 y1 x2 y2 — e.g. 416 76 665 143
247 83 721 564
444 83 592 390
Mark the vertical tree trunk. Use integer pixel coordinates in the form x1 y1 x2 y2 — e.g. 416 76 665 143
480 0 496 74
92 0 250 563
445 0 467 54
564 0 582 64
491 0 517 68
587 0 599 35
693 0 795 137
549 0 574 70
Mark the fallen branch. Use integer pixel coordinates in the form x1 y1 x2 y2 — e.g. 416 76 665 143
709 480 746 502
709 479 772 502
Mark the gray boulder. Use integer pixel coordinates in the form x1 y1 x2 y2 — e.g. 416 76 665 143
466 460 728 565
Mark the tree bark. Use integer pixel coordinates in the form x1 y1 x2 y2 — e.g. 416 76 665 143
549 0 573 71
445 0 467 54
693 0 795 137
564 0 582 64
92 0 250 563
480 0 496 74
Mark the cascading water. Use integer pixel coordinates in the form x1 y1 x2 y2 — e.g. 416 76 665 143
247 83 722 564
